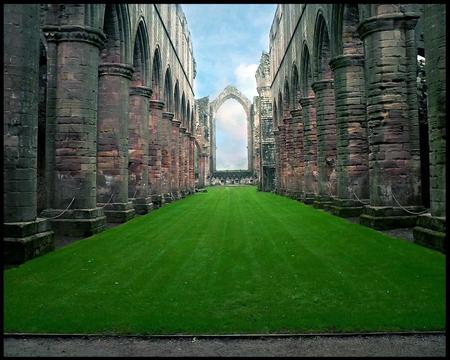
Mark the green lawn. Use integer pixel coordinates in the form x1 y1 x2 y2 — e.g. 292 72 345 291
4 186 445 334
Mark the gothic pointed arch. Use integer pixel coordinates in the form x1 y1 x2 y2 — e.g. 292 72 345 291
151 46 162 100
131 18 150 87
100 4 132 65
291 64 300 110
313 11 332 81
163 67 173 112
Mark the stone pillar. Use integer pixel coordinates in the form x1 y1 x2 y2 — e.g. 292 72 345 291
128 86 153 214
179 126 187 195
290 109 304 200
358 12 425 230
148 99 164 207
312 80 337 210
185 131 192 193
171 118 182 199
330 54 370 217
300 97 318 204
189 135 196 191
273 129 280 193
40 25 107 236
413 4 446 252
96 63 135 223
283 117 294 198
278 124 287 194
4 4 54 264
161 111 173 204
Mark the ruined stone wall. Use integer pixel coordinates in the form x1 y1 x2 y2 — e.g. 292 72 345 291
266 3 446 250
3 4 205 264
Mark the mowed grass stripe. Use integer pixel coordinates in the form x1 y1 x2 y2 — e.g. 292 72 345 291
4 186 445 334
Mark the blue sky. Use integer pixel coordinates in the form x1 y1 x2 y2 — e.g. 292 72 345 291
182 4 276 169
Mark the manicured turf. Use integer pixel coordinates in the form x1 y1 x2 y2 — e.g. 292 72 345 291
4 186 445 334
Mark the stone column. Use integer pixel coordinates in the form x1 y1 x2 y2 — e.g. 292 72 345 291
413 4 446 252
300 97 318 204
185 131 192 193
179 126 187 195
189 134 196 191
273 129 280 193
40 25 107 236
171 117 182 199
128 86 153 214
4 4 54 264
161 111 173 204
96 63 135 223
148 99 164 208
290 109 304 200
278 124 287 195
283 117 294 198
329 54 369 217
312 79 337 210
358 12 424 230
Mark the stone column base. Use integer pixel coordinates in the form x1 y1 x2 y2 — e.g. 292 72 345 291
313 195 334 210
171 191 181 200
151 194 162 209
4 218 55 265
303 193 316 205
360 206 425 230
132 197 154 215
413 214 446 253
286 190 303 201
162 193 173 204
331 198 366 218
98 202 135 223
41 208 106 236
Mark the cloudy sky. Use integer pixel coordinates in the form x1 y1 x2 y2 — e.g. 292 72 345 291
182 4 276 170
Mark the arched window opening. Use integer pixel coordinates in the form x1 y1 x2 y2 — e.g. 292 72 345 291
215 99 248 170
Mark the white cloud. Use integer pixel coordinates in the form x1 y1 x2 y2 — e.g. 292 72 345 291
234 63 259 99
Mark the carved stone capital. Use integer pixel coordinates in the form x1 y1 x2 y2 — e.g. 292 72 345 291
149 99 165 110
172 119 182 127
311 79 334 92
162 111 174 121
98 63 134 80
329 54 364 71
290 109 303 118
129 86 152 98
43 25 106 48
299 97 315 107
180 127 187 133
357 12 420 40
283 117 291 125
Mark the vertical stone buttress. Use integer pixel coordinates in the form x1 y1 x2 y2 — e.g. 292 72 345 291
330 54 370 217
128 86 153 214
171 117 182 198
300 97 318 204
148 99 164 207
4 4 55 264
97 63 135 223
358 10 425 229
161 111 174 203
40 25 107 236
413 4 446 251
290 109 304 200
311 80 337 209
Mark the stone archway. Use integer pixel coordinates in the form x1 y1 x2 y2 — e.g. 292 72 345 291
209 85 253 173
